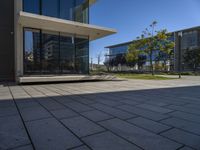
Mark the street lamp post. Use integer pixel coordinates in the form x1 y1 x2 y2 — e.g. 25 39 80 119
178 32 182 79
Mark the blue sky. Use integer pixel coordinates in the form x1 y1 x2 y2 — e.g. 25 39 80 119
89 0 200 64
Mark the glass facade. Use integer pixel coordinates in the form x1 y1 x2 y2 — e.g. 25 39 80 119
181 30 199 50
23 0 89 23
109 45 129 56
24 28 89 75
60 0 74 20
42 0 59 18
23 0 40 14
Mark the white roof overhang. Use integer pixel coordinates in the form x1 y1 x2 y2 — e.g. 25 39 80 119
18 11 116 41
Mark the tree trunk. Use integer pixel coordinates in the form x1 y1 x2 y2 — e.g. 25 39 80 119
150 50 154 75
164 60 167 72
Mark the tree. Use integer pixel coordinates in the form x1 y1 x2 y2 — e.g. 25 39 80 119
126 41 146 70
156 31 175 71
104 60 111 72
184 48 200 73
97 52 103 65
127 21 174 75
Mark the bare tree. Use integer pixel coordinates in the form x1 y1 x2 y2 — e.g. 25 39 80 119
90 57 93 71
97 52 103 65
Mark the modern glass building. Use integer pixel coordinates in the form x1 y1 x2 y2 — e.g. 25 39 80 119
105 26 200 71
0 0 116 82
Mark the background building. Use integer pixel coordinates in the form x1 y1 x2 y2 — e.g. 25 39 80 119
105 26 200 72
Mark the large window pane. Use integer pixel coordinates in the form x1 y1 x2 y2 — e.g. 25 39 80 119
24 29 41 74
42 0 59 18
60 33 76 73
75 36 89 74
75 0 89 23
23 0 40 14
41 31 60 74
60 0 74 21
24 28 90 75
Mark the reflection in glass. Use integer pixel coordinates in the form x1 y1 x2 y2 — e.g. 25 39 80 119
60 33 75 73
42 0 59 18
41 31 60 74
23 0 40 14
75 0 89 23
23 0 89 23
24 29 41 74
60 0 74 21
75 36 89 74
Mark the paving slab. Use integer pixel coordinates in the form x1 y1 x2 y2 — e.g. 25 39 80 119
96 99 123 107
50 108 79 120
161 128 200 150
161 117 200 135
82 131 142 150
81 110 114 122
169 111 200 123
119 99 139 106
137 103 174 114
117 105 169 121
127 117 171 133
0 116 30 150
12 145 34 150
51 96 74 104
166 105 200 115
19 106 52 122
100 118 182 150
64 102 94 112
37 98 66 111
0 100 15 108
26 118 82 150
0 106 18 118
91 103 135 119
61 116 105 137
17 101 41 110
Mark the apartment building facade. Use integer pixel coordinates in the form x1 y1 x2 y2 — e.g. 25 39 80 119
0 0 116 82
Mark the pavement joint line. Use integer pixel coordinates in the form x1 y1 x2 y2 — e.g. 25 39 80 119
95 117 117 123
24 116 54 123
157 127 175 135
8 85 36 150
80 130 108 139
124 116 140 121
67 144 89 150
168 109 200 117
176 145 186 150
157 116 173 122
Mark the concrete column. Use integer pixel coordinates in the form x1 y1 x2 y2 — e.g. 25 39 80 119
14 0 23 82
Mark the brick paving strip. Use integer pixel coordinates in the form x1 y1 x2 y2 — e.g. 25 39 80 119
0 76 200 150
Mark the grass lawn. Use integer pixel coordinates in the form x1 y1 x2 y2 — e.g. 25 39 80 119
115 73 177 80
